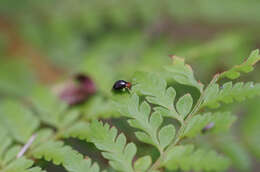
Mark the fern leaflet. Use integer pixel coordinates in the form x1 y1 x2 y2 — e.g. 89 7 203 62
202 82 260 108
220 49 260 79
88 120 137 172
164 56 204 92
31 140 100 172
163 145 230 171
184 112 236 138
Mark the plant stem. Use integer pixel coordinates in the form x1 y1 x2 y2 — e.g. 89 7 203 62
148 74 220 171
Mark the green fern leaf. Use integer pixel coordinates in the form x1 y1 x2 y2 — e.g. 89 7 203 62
62 122 90 140
176 94 193 119
202 82 260 108
163 145 230 171
220 49 260 79
134 156 152 172
83 96 119 120
31 129 54 148
132 72 180 122
132 72 167 97
119 94 175 153
0 101 40 143
158 125 175 150
217 135 252 171
2 157 45 172
88 120 136 172
164 56 204 92
31 140 100 172
184 112 236 138
2 146 21 165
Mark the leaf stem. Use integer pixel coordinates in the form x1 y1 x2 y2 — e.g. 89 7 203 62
148 74 220 171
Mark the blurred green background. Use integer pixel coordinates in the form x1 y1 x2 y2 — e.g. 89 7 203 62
0 0 260 171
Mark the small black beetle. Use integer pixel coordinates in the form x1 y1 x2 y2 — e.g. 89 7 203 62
112 80 132 91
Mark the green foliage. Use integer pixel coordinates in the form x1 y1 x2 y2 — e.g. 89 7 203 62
242 100 260 159
88 120 137 172
176 94 193 119
32 141 100 172
0 49 260 172
0 60 35 97
220 49 260 79
1 0 260 171
217 135 252 171
132 72 181 123
134 156 152 172
0 87 102 172
165 56 204 92
30 86 68 127
202 82 260 108
163 145 230 171
0 101 40 143
184 112 236 138
2 157 45 172
116 93 176 153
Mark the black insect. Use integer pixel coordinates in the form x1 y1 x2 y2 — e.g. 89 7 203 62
112 80 132 91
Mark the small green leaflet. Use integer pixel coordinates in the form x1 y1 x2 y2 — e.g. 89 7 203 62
134 156 152 172
0 101 40 143
132 71 167 96
131 71 180 122
176 94 193 119
183 112 237 138
1 157 46 172
31 141 100 172
163 144 230 172
164 56 204 92
220 49 260 79
88 120 136 172
202 82 260 109
121 94 175 153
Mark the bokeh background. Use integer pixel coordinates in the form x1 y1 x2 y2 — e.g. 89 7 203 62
0 0 260 171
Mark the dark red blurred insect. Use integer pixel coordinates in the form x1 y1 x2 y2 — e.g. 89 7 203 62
59 74 96 105
112 80 132 91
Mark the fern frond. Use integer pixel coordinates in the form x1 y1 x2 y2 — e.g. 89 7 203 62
176 94 193 119
1 157 45 172
164 56 204 92
62 122 90 140
118 94 176 153
220 49 260 79
31 140 100 172
132 72 181 122
0 101 40 143
163 145 230 171
202 82 260 108
83 96 119 120
134 156 152 172
184 112 236 138
88 120 136 172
